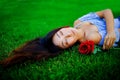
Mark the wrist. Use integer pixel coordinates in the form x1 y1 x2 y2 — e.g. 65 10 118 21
107 29 114 33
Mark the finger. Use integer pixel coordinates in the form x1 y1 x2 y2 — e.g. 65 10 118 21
107 40 112 49
105 43 109 50
104 37 109 49
104 37 107 44
108 39 114 49
110 39 115 47
104 39 111 50
107 39 115 49
103 39 107 50
103 44 105 50
110 38 115 46
103 38 107 49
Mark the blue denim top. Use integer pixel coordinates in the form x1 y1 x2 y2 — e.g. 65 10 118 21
78 12 120 46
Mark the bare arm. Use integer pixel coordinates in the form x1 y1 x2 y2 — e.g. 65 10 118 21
74 9 116 49
96 9 114 33
74 9 114 30
96 9 116 49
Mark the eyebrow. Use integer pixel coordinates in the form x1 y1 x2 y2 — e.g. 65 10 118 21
56 33 60 38
56 33 65 48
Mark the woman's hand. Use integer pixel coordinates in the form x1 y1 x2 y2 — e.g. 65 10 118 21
96 9 115 50
103 31 116 50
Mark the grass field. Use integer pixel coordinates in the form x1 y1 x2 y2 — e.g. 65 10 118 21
0 0 120 80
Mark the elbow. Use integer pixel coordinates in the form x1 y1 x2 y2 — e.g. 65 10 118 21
104 9 112 13
103 9 113 16
105 9 112 11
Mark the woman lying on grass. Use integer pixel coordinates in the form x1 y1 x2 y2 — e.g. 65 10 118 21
0 9 120 68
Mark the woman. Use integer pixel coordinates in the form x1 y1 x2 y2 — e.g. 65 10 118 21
0 9 120 68
53 9 120 50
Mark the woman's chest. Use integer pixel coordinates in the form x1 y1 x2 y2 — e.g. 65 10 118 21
85 29 100 38
81 22 99 36
80 22 101 42
80 22 98 31
75 22 101 42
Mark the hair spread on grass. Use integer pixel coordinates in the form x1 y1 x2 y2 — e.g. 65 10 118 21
0 27 70 68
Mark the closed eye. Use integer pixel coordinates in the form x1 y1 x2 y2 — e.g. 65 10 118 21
61 39 68 48
62 41 65 48
65 39 68 45
56 33 60 38
60 31 63 35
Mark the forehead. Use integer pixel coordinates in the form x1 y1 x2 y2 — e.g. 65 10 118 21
59 27 71 31
53 27 70 40
52 29 64 48
52 27 71 47
52 32 61 46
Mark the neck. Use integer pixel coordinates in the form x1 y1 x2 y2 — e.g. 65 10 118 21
75 28 85 42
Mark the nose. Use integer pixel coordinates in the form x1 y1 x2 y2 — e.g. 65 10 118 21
64 32 72 38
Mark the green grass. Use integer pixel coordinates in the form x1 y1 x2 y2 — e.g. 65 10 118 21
0 0 120 80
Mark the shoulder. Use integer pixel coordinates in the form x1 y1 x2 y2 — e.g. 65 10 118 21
74 20 82 26
86 31 101 44
74 12 97 26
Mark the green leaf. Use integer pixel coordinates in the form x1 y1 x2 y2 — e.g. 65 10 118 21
93 47 97 54
93 45 102 54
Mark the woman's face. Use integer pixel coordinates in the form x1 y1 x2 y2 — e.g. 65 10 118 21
52 27 78 49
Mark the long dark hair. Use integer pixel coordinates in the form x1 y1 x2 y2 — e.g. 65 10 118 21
0 27 67 68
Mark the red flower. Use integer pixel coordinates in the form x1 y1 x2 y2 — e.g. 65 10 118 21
78 40 94 54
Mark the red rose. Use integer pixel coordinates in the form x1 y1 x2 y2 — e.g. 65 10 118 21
78 40 94 54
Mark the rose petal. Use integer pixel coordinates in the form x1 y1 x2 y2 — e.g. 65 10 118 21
78 40 95 54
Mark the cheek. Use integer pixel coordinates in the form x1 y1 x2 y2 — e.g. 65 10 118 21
68 37 76 45
53 35 60 46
